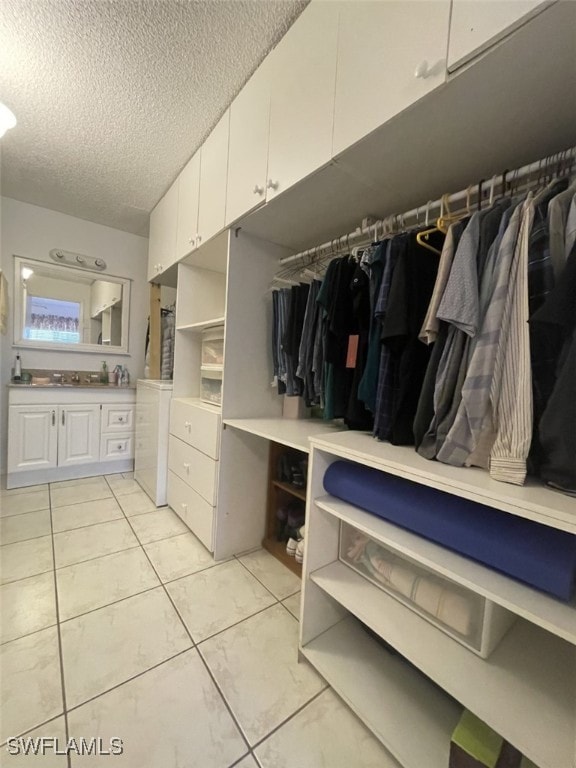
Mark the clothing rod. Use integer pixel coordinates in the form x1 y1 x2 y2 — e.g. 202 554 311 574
278 146 575 267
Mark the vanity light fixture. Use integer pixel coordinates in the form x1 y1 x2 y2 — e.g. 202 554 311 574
49 249 107 271
0 102 16 139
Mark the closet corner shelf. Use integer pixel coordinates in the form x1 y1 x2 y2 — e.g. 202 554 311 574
315 495 576 644
300 617 460 768
262 537 302 577
309 431 576 534
175 316 225 333
223 417 344 453
310 563 575 768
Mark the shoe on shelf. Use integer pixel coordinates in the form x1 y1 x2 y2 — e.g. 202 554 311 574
297 525 306 540
295 539 305 564
286 538 299 557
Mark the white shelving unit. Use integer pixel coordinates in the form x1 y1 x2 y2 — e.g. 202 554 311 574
175 317 226 333
300 433 576 768
223 417 344 452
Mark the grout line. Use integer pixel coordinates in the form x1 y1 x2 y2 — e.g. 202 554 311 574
1 564 55 588
0 714 66 750
58 583 162 626
0 620 59 647
194 602 280 646
54 544 142 572
51 514 125 536
64 647 194 716
120 512 252 755
234 554 301 603
47 484 73 768
249 687 328 752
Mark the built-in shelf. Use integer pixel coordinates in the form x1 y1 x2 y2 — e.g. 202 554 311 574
310 561 575 768
175 316 226 333
224 417 344 453
315 495 576 644
301 617 461 768
272 479 307 502
310 431 576 533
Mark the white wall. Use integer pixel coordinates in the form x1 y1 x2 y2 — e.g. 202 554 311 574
0 197 149 473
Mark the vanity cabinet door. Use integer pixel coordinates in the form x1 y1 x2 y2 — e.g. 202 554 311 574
58 405 101 466
8 406 58 473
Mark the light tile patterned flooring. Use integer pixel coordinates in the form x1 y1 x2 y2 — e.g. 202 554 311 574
0 474 396 767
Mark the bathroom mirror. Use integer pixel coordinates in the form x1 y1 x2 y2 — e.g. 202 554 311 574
13 256 131 354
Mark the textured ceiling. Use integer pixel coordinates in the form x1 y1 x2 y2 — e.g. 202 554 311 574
0 0 307 236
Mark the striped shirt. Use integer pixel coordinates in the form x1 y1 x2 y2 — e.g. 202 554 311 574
490 196 535 485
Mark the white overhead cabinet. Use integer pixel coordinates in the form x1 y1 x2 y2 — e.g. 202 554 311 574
175 149 201 261
332 0 451 157
265 1 339 201
197 110 230 247
147 181 179 281
225 61 271 226
447 0 553 71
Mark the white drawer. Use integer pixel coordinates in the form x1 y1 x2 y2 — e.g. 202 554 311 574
168 435 218 505
100 432 134 462
170 399 221 459
168 470 213 551
102 404 135 432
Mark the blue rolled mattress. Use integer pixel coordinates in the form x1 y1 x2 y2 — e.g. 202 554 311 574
324 461 576 601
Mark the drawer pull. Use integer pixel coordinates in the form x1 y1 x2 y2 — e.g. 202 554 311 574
184 421 191 429
181 503 188 512
118 416 124 422
183 463 190 472
117 444 123 451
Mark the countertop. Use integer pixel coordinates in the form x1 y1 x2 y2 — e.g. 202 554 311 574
8 382 137 390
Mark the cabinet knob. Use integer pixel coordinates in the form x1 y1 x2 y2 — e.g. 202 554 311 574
414 60 429 79
267 179 279 191
118 416 124 422
181 503 188 512
253 184 265 196
117 444 123 450
196 234 202 246
184 421 191 429
188 236 194 244
183 463 190 472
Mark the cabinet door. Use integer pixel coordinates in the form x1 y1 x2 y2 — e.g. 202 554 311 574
58 405 101 466
7 406 57 473
147 181 179 281
225 61 271 225
333 0 450 157
448 0 552 71
266 1 339 201
197 111 230 247
176 149 201 260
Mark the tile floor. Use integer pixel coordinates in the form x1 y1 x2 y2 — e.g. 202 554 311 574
1 474 396 767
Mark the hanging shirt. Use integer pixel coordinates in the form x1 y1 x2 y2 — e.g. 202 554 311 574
358 242 388 413
548 182 576 278
379 231 442 445
490 195 535 485
296 279 322 407
434 201 523 467
533 244 576 494
565 193 576 258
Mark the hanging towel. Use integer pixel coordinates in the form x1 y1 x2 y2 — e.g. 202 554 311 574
0 271 8 335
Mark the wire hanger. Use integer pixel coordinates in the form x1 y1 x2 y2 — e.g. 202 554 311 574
417 198 442 255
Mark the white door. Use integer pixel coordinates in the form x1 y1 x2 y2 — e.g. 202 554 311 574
448 0 552 71
7 406 58 473
333 0 451 157
197 110 230 247
266 1 339 201
58 405 101 466
147 180 179 281
225 59 271 225
176 149 201 260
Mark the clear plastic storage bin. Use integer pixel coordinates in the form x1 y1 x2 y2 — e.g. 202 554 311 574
200 367 222 406
201 326 225 367
339 521 515 658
